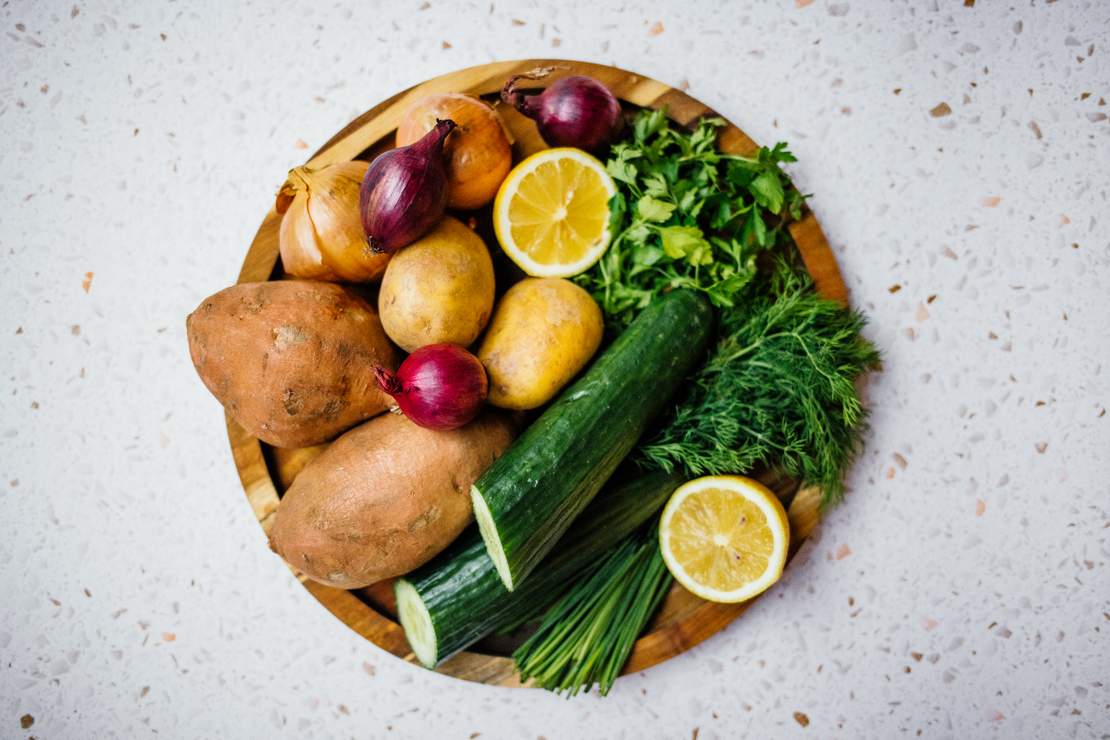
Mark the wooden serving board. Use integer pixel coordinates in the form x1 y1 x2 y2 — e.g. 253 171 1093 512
228 59 846 687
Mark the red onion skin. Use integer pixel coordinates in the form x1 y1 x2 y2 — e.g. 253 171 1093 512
360 119 456 254
374 343 488 431
502 75 623 154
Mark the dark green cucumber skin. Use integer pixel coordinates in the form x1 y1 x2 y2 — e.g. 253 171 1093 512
400 470 685 666
476 289 714 589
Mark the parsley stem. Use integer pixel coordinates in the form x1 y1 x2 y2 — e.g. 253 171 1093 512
675 152 765 166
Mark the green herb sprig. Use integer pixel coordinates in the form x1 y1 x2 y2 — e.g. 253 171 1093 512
512 525 671 696
639 260 881 506
576 108 806 328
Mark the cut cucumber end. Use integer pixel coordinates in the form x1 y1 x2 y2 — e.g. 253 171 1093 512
395 579 437 668
471 485 514 591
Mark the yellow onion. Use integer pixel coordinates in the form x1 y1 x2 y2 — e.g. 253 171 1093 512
396 94 513 210
276 161 390 282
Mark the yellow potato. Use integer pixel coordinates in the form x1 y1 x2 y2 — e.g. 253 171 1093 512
378 216 495 352
477 278 604 410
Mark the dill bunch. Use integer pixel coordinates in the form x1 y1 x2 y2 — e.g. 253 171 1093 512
638 261 881 506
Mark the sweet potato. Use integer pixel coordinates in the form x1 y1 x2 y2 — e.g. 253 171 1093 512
269 410 516 588
187 280 399 448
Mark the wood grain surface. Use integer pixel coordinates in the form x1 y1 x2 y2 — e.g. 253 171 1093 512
226 59 847 687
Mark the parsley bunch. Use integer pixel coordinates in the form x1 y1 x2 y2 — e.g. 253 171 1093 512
576 108 806 328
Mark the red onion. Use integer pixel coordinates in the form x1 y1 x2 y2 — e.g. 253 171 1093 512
502 72 623 154
360 118 456 254
374 343 488 430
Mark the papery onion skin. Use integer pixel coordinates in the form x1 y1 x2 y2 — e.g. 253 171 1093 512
397 94 512 210
278 161 390 282
360 119 456 254
374 343 489 431
278 171 339 281
502 74 623 154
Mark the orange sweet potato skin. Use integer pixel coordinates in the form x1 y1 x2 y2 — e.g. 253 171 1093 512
186 280 399 448
268 410 515 588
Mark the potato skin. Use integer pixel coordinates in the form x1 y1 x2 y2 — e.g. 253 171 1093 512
268 410 516 588
478 278 604 410
186 280 399 448
378 216 495 352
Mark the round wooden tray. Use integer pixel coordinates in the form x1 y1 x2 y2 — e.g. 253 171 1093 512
227 59 846 687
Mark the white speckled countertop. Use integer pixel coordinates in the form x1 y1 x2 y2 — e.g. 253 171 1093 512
2 1 1108 737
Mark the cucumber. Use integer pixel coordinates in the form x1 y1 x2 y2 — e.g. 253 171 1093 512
395 470 685 668
471 289 714 590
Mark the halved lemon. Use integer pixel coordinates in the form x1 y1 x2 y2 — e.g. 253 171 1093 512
659 475 790 603
492 147 616 278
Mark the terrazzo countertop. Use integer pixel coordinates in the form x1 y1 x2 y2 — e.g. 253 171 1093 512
2 1 1108 737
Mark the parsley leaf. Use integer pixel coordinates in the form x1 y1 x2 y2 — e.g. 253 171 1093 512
749 171 785 214
637 195 675 223
659 225 712 264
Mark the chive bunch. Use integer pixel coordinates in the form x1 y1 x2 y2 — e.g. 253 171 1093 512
512 527 671 696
